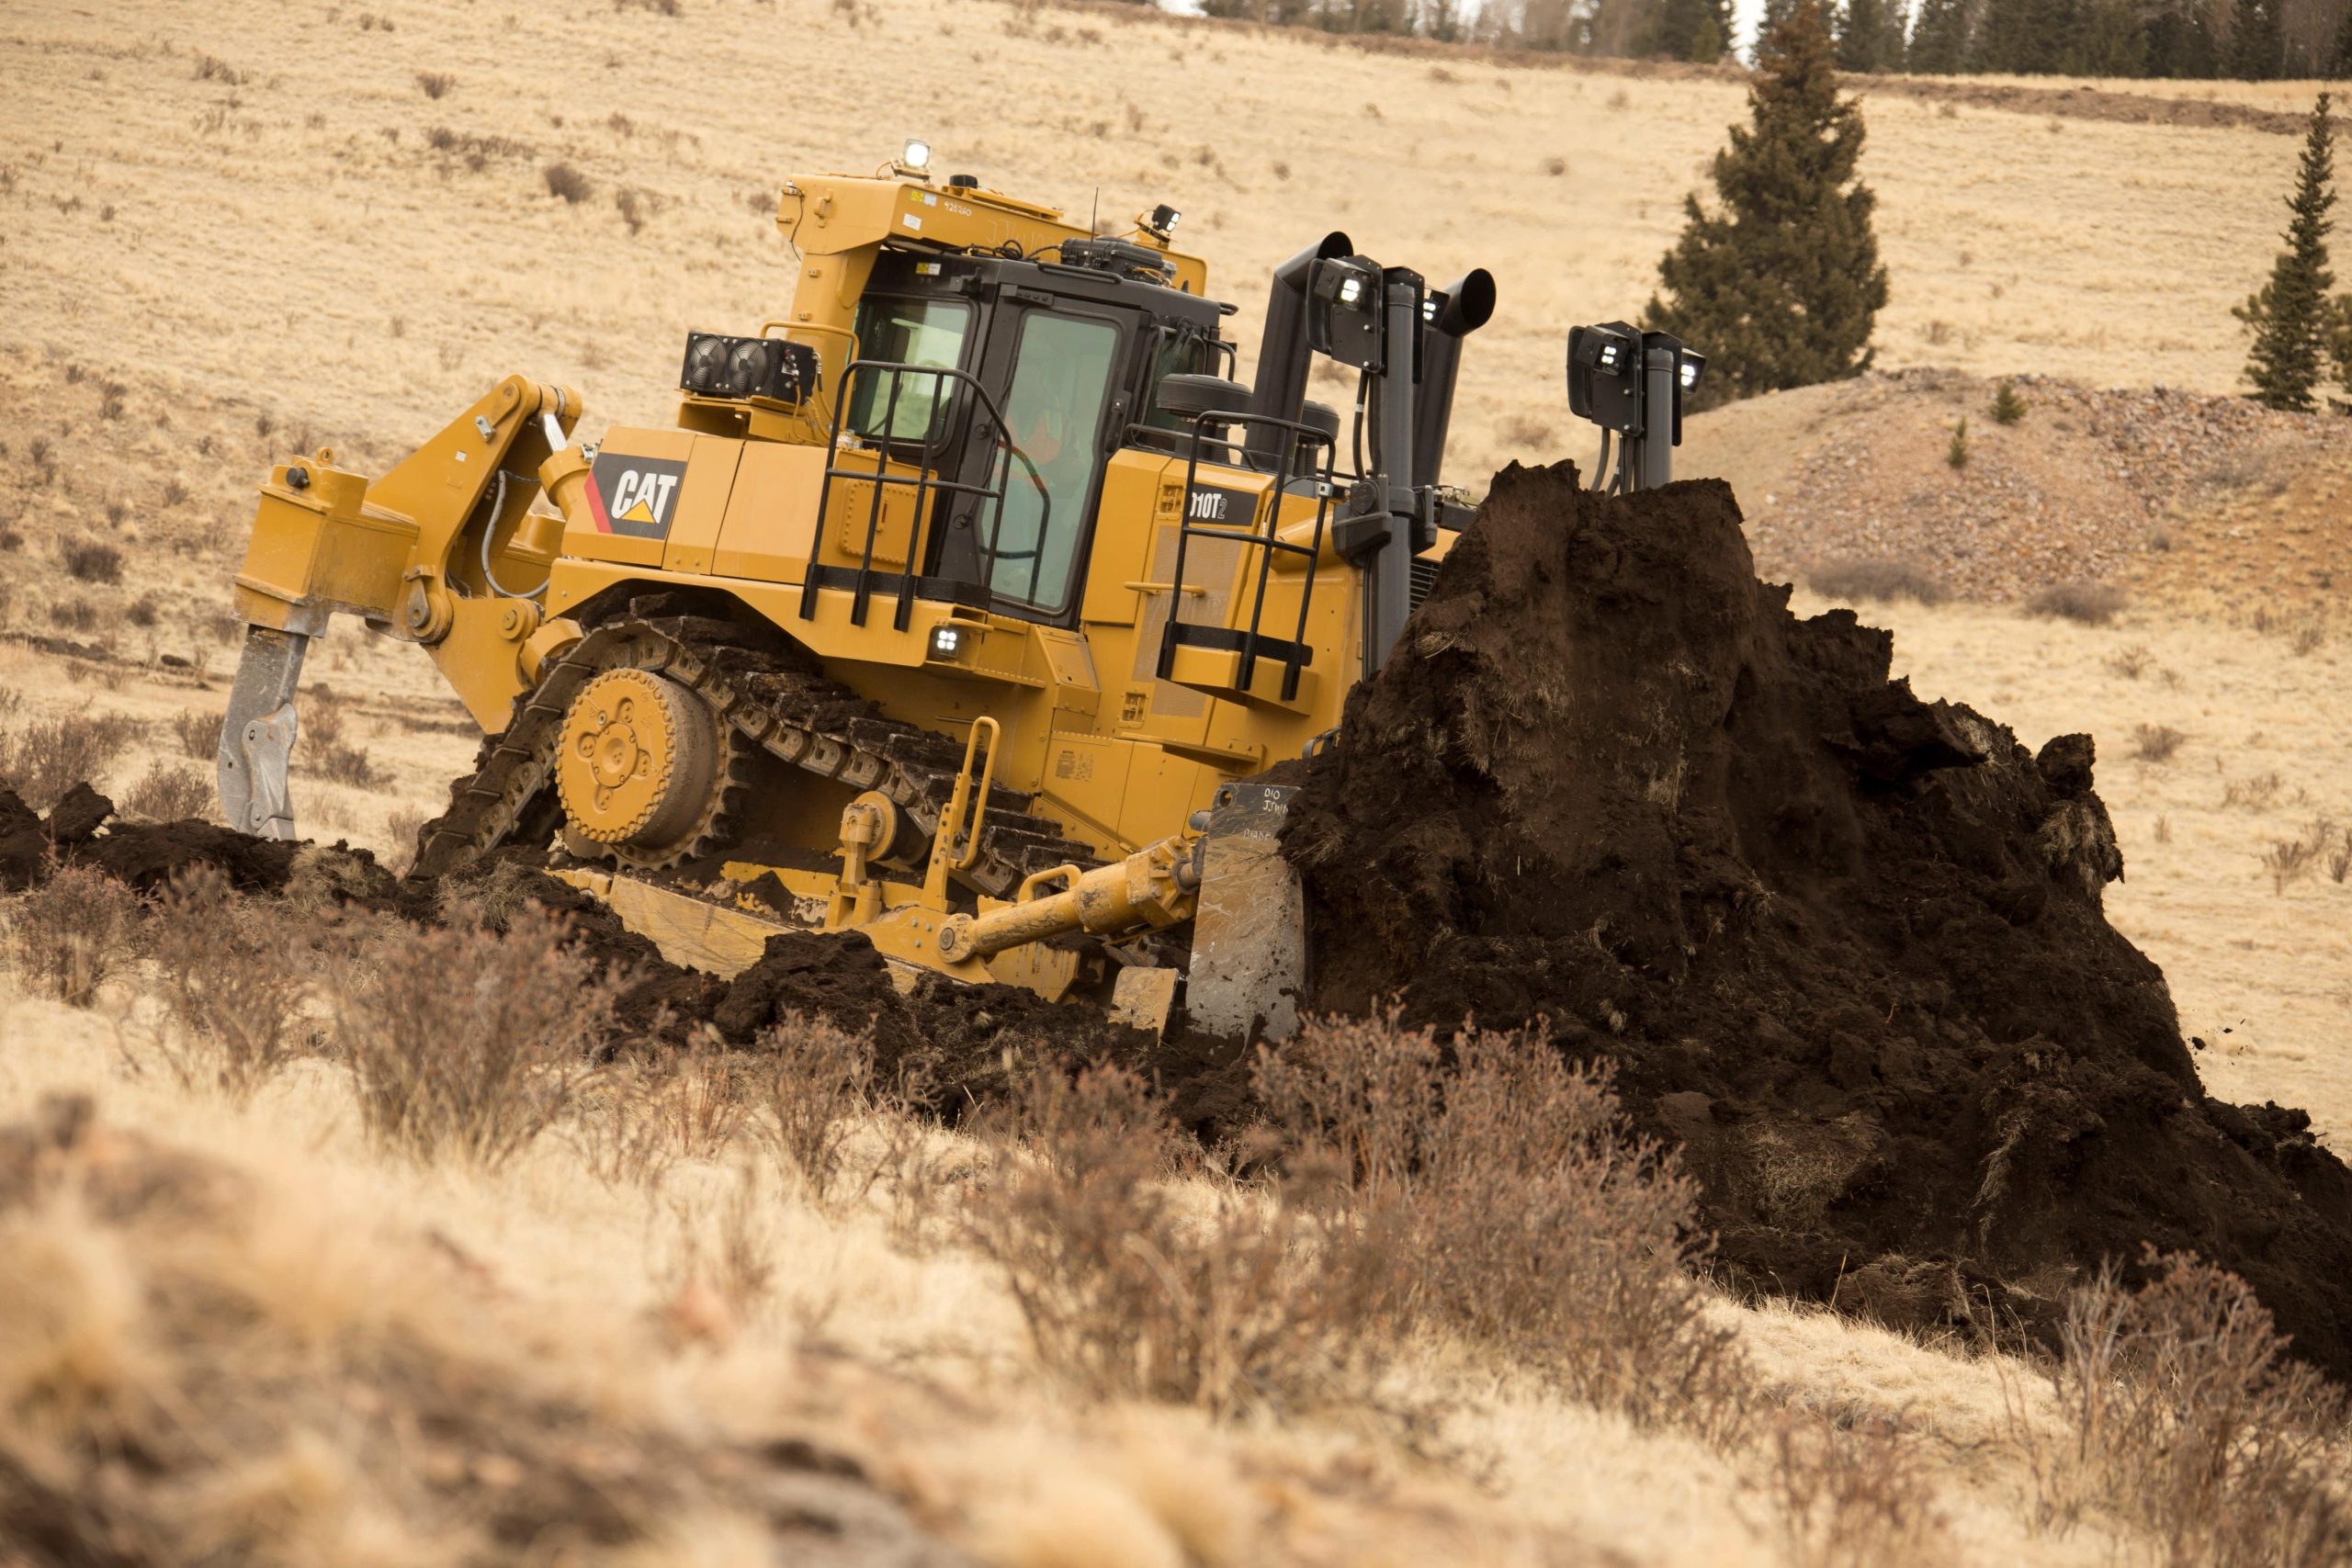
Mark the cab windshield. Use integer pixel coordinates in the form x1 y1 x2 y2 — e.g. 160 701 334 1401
846 296 973 444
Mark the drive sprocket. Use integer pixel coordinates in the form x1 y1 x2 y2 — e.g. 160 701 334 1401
554 667 745 872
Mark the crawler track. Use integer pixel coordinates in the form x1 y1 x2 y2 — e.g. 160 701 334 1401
414 604 1093 894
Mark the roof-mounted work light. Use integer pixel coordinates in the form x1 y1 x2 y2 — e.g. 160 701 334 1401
895 137 933 178
1139 203 1181 243
1305 254 1385 370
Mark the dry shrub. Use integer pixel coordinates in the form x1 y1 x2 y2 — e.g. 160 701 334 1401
2026 581 2127 626
48 599 98 634
2261 818 2340 895
2006 1252 2351 1565
143 865 311 1100
122 761 212 823
1256 1015 1747 1435
383 804 427 874
61 539 123 583
312 739 385 789
2131 723 2185 763
4 862 141 1007
2225 771 2285 809
170 707 220 761
543 161 593 204
0 702 142 811
334 906 620 1167
2105 643 2153 679
757 1012 877 1204
968 1062 1393 1419
1807 556 1950 606
414 69 454 98
1766 1408 1949 1568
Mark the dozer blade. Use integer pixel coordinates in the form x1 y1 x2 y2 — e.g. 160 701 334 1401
1185 782 1306 1043
217 626 310 839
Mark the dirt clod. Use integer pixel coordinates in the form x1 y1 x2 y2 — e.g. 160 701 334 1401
1282 460 2352 1374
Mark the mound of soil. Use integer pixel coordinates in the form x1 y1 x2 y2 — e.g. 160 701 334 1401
1285 460 2352 1373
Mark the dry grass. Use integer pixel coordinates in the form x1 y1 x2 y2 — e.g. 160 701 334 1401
59 538 121 584
138 864 314 1102
2026 581 2128 626
121 759 212 822
2 862 141 1008
967 1060 1390 1420
0 0 2334 508
2131 721 2186 762
334 906 621 1168
2003 1252 2352 1566
0 877 2335 1565
0 694 141 812
1808 556 1951 606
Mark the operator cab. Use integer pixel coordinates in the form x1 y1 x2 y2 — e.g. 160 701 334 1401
838 243 1232 626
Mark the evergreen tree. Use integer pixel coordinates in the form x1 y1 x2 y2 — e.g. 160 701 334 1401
1993 378 2028 423
2236 94 2337 412
1973 0 2064 72
1657 0 1736 59
2144 0 2222 78
2231 0 2281 77
1838 0 1891 69
1648 0 1890 411
2069 0 2147 74
1757 0 1800 54
1907 0 1971 72
2329 7 2352 78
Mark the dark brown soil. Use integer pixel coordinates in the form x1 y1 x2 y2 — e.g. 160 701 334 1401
1282 460 2352 1376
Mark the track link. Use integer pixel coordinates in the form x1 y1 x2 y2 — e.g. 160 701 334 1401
414 613 1095 897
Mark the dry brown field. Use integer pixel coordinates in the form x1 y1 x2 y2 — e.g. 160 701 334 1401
4 2 2351 1564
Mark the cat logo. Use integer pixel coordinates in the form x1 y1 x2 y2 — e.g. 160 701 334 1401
584 452 689 541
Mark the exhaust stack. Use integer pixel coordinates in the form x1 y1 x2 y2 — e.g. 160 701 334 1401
1411 269 1496 491
1243 231 1354 472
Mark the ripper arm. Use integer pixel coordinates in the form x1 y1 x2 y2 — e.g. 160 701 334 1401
219 376 582 837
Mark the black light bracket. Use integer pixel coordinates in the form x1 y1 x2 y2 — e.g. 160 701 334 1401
1566 321 1704 494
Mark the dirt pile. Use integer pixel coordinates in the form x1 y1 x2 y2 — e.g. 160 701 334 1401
1690 368 2352 606
1284 461 2352 1373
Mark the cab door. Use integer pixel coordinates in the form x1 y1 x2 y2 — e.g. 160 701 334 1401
933 295 1131 624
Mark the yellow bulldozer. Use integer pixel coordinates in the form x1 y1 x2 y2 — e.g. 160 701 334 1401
220 141 1698 1038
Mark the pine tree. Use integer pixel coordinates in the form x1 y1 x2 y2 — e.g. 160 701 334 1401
1648 0 1890 411
2236 94 2336 412
1993 378 2028 423
1838 0 1890 69
1973 0 2060 72
1948 416 1971 468
2231 0 2281 78
1657 0 1735 59
2329 6 2352 78
1907 0 1971 72
2069 0 2147 74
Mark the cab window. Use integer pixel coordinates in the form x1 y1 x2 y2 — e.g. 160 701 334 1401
988 313 1118 612
846 297 973 445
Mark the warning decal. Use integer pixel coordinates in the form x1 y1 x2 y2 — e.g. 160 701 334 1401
584 451 689 541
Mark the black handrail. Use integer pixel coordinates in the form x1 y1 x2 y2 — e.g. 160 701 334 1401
1155 409 1336 704
798 360 1050 631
